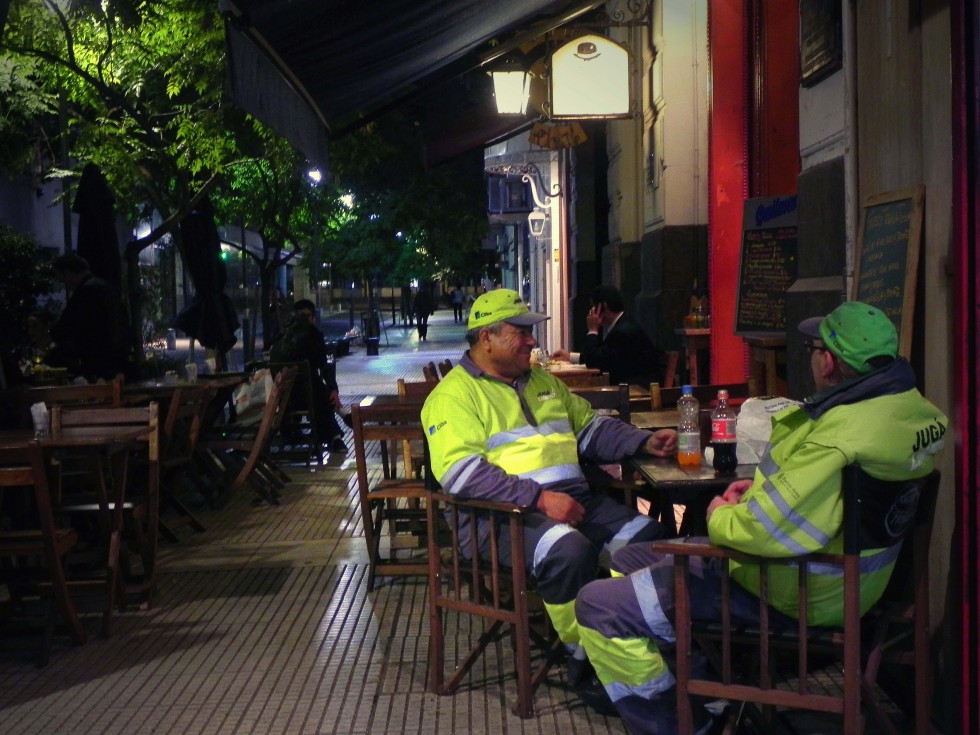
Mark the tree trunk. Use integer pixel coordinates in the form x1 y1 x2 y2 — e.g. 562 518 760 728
124 240 144 365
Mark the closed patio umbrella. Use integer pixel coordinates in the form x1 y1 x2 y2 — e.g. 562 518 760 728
73 163 122 295
173 197 240 355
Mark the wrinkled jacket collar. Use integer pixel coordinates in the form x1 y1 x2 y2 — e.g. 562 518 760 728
802 357 917 420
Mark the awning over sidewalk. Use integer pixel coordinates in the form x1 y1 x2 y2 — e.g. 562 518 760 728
219 0 603 171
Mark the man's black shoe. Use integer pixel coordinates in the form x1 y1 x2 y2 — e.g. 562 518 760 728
574 674 620 718
330 437 348 453
566 656 592 687
340 411 354 429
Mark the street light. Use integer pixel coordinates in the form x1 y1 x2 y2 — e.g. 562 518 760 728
491 67 530 115
527 209 548 238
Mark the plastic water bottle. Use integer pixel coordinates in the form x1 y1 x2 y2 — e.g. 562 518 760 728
676 385 701 467
711 388 738 474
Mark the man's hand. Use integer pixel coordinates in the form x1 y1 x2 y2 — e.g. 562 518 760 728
537 490 585 525
550 348 571 362
586 305 603 332
706 479 752 521
643 429 677 457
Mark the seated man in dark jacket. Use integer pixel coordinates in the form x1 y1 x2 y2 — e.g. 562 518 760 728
47 254 130 382
269 299 347 454
551 284 663 387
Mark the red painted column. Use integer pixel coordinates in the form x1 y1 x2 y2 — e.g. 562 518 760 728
707 0 749 383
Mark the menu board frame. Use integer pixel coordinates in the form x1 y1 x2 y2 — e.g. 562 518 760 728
852 187 925 359
735 195 799 336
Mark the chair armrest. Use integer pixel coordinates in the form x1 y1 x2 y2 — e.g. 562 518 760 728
652 539 846 568
430 490 533 517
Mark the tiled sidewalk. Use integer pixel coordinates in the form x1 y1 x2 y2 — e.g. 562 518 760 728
0 309 629 735
0 309 912 734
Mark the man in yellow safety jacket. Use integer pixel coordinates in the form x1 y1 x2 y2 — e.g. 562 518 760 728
422 288 677 713
574 301 948 735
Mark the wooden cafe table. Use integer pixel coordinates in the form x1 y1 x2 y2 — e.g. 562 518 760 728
0 426 150 635
630 456 756 537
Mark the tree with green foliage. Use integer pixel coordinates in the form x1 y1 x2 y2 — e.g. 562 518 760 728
0 0 245 355
311 113 489 297
0 222 54 386
212 132 350 346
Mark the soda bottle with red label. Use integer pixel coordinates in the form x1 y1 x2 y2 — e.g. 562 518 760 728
711 389 738 474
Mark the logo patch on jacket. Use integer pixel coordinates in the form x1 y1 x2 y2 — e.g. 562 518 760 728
427 421 446 435
536 390 557 403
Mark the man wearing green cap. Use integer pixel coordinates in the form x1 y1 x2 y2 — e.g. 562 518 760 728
573 301 948 734
422 288 677 712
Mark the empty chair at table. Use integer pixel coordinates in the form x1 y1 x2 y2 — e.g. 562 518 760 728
197 367 297 507
0 440 87 666
158 384 215 541
350 399 428 591
50 401 161 616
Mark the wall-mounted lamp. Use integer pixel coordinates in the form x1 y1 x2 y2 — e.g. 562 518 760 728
491 68 530 115
527 209 548 238
549 33 631 119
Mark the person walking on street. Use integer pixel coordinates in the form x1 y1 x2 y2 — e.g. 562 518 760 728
413 285 435 341
450 284 465 323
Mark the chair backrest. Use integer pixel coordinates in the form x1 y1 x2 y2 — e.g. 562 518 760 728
569 383 631 424
422 362 440 383
437 359 453 378
351 398 424 483
397 378 437 399
649 378 759 410
51 401 160 462
555 371 610 388
19 376 124 428
26 375 124 410
162 385 215 468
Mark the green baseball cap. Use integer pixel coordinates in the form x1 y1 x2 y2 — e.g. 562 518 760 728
468 288 549 330
798 301 898 374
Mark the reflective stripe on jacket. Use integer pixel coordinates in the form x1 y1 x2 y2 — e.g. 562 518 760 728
707 360 947 627
422 353 649 508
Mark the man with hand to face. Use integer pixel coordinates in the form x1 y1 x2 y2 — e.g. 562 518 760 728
422 288 675 714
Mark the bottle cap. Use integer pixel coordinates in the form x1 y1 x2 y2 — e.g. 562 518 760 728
681 385 693 395
717 389 729 399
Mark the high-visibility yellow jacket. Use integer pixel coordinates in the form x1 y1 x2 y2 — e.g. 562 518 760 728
707 358 947 626
422 354 649 509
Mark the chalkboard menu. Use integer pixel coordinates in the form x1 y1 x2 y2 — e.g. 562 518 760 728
852 187 924 358
735 195 799 335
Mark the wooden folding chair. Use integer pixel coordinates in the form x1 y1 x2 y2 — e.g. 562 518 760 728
158 384 215 541
654 466 941 735
395 378 436 476
422 361 441 383
426 441 561 718
437 359 453 378
255 360 324 467
50 402 161 619
0 441 87 666
198 367 298 507
351 398 428 592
